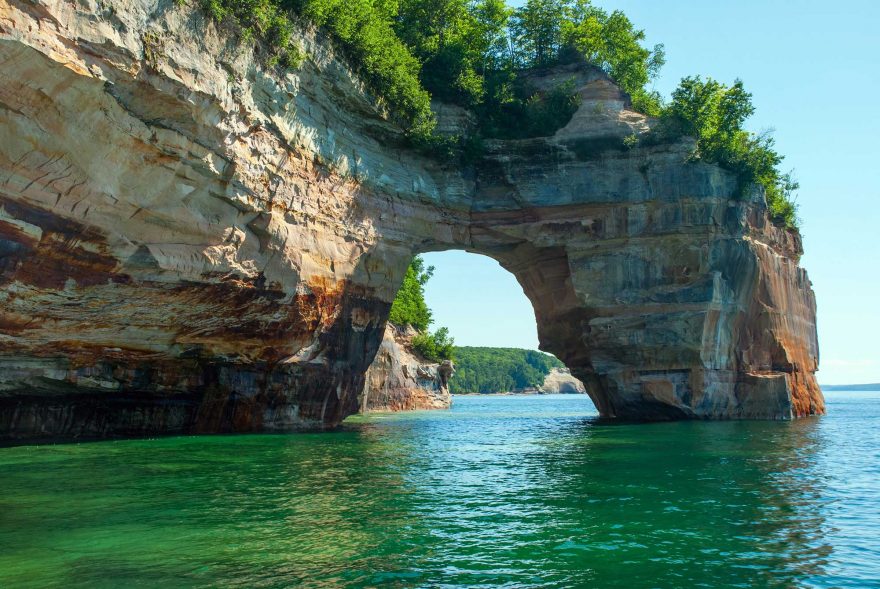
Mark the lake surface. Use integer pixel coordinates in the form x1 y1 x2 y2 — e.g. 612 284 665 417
1 393 879 588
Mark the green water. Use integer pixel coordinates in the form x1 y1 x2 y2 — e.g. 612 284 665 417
1 393 879 588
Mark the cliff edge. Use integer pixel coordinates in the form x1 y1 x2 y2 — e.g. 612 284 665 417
540 369 587 395
360 325 452 412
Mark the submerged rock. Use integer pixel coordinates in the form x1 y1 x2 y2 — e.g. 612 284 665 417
0 0 822 441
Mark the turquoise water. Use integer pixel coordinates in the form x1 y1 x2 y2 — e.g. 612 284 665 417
1 393 879 588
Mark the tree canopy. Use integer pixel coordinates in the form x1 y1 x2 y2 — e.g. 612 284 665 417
412 327 455 362
198 0 663 137
449 347 564 394
388 255 434 331
387 256 455 362
662 76 799 226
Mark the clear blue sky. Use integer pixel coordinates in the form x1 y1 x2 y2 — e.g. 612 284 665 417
423 0 880 385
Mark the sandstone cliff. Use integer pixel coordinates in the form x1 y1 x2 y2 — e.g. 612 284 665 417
359 325 452 412
539 368 587 395
0 0 822 441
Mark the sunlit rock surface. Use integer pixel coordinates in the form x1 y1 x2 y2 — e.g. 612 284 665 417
359 325 452 412
0 0 822 440
539 368 587 395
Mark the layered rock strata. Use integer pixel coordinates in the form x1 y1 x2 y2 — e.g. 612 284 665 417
0 0 822 441
359 324 452 412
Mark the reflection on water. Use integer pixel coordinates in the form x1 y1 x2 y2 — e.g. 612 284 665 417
0 393 878 588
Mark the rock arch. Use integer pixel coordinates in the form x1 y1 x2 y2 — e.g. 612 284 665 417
395 134 821 420
0 0 822 441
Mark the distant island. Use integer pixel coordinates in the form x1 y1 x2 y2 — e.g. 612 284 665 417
821 384 880 391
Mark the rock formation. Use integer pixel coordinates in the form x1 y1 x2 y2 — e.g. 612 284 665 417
359 325 452 412
0 0 823 441
539 368 587 395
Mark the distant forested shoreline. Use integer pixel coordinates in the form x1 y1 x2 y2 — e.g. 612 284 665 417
449 347 563 394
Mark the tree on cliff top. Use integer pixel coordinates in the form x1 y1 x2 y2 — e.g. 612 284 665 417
197 0 800 228
389 256 434 332
197 0 663 136
388 256 455 362
412 327 455 363
662 76 799 227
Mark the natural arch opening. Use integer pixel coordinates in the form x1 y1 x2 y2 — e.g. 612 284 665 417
358 250 594 414
421 250 590 398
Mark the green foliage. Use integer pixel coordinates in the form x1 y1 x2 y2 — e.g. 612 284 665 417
630 88 664 117
196 1 800 230
477 0 665 137
511 0 665 96
411 327 455 362
389 256 454 362
663 76 799 227
395 0 490 106
449 347 564 394
198 0 662 138
522 80 582 135
388 256 434 331
561 3 665 101
201 0 434 137
199 0 304 68
289 0 436 138
511 0 567 67
478 77 581 139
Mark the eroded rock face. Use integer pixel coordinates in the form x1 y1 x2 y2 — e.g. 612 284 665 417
0 0 822 441
359 325 452 412
539 369 587 395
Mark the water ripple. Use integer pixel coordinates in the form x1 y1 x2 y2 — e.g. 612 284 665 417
0 393 879 588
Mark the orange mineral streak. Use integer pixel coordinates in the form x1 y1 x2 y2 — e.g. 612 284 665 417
165 276 359 362
0 194 376 369
0 197 125 289
735 223 823 418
